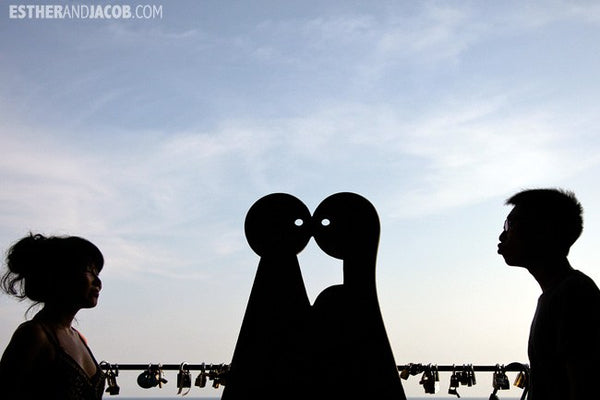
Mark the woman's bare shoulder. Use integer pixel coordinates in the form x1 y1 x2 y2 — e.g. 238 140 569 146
12 320 50 343
0 320 54 394
1 320 54 367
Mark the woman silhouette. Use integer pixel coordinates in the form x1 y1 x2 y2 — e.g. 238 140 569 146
0 233 106 399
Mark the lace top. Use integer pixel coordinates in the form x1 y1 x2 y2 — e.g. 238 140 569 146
36 322 106 400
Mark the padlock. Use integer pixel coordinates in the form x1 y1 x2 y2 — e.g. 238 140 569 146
492 365 500 389
101 363 120 396
107 375 120 394
514 370 528 389
499 373 510 390
156 365 168 388
492 365 510 390
459 365 470 386
177 362 192 396
433 365 440 393
419 366 436 394
410 363 422 377
468 365 476 386
419 370 429 393
195 363 208 389
195 372 208 388
217 364 229 387
464 365 473 387
453 371 462 388
449 366 461 398
205 364 220 389
400 364 411 380
106 380 120 395
138 366 156 389
211 364 224 389
450 372 460 388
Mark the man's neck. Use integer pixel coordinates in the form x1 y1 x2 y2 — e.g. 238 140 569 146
527 256 573 292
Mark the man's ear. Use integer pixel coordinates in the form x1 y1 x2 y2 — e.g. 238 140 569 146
533 220 566 255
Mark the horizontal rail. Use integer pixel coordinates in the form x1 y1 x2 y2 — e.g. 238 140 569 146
100 363 226 371
99 362 528 372
98 361 529 399
398 363 528 372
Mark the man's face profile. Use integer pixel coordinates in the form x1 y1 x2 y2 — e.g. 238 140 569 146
498 206 535 267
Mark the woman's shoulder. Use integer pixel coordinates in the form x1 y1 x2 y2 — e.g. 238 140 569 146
1 321 52 374
14 319 49 339
6 320 55 359
0 320 56 396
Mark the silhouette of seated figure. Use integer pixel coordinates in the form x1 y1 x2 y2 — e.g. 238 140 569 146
224 192 406 400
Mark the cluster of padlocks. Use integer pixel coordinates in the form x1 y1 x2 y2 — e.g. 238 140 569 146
100 361 529 398
399 362 529 399
100 362 229 396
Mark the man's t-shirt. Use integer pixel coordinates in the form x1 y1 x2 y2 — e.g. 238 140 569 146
528 269 600 400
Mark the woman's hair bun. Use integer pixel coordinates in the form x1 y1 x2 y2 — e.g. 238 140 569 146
6 233 48 276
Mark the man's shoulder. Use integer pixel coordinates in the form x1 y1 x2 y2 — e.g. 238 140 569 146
549 270 600 313
565 270 600 294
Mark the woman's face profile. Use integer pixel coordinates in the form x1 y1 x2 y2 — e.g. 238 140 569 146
53 263 102 309
77 264 102 309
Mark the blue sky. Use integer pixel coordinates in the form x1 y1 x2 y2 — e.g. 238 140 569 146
1 1 600 397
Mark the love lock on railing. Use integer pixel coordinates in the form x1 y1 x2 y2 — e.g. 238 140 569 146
98 361 528 398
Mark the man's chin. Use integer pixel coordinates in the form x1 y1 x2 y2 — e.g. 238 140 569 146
500 254 521 267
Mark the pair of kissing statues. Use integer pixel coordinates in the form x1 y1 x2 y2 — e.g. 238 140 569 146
222 193 406 400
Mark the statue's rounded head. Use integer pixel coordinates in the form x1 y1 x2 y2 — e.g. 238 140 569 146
245 193 312 256
312 192 380 260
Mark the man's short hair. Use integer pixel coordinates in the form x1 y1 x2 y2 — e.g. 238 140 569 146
506 188 583 253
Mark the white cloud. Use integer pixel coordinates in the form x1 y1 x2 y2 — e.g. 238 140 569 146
2 0 600 283
384 101 600 218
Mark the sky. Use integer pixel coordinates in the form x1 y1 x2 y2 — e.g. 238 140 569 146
1 0 600 398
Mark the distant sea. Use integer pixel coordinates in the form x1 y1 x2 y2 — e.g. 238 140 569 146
112 396 510 399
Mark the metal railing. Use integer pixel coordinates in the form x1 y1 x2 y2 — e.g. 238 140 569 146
99 361 530 399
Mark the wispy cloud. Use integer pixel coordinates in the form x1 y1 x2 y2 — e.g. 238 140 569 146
2 0 599 282
382 98 600 218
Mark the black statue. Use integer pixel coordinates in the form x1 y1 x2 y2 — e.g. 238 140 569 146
223 192 406 400
222 194 312 400
311 193 406 399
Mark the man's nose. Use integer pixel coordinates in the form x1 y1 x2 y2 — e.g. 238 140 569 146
499 230 507 242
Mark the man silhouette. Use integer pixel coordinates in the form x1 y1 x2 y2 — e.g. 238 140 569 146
498 188 600 400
